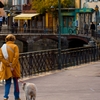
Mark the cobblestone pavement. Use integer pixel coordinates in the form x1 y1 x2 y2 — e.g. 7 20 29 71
0 61 100 100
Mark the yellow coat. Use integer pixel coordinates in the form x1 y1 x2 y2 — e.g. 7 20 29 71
0 41 21 80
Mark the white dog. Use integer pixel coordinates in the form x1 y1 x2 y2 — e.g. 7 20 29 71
22 82 37 100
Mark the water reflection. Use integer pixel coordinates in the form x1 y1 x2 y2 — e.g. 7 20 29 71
32 39 58 51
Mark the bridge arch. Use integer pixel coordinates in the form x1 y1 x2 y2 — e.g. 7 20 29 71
31 35 89 43
66 35 90 48
31 35 90 48
0 34 91 52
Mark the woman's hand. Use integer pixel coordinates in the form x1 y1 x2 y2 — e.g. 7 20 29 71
9 63 12 66
11 67 14 71
9 63 14 71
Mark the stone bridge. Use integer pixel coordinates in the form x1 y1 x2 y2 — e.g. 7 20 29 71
0 34 91 52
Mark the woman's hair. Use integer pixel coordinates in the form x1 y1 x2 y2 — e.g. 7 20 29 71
5 34 16 42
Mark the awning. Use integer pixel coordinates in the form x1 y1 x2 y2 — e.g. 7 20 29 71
14 13 39 20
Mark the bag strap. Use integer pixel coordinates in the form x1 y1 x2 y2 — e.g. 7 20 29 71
7 45 14 53
1 44 8 59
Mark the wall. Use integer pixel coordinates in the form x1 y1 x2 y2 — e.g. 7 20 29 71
81 0 100 8
75 0 80 8
0 0 6 16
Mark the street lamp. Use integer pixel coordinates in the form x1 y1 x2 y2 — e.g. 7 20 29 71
95 5 99 39
9 6 17 30
58 0 62 69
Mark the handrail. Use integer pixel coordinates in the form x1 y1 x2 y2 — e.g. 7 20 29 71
19 46 100 78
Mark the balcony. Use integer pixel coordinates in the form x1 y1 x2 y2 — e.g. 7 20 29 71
22 3 37 13
4 5 22 14
23 3 32 10
12 5 22 13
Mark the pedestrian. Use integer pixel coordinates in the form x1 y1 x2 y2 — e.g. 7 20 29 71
56 24 59 33
0 22 2 32
3 16 5 24
11 22 15 33
0 16 3 32
97 23 100 33
84 22 89 35
5 17 7 24
15 22 18 33
90 22 95 37
23 22 27 33
0 16 3 25
0 34 21 100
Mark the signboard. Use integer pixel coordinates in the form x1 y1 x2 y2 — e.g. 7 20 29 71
61 12 75 16
76 8 94 13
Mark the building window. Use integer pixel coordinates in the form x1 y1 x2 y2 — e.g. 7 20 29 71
87 0 99 2
17 0 21 5
89 0 93 2
13 0 17 5
22 0 27 5
94 0 98 1
63 17 66 27
8 0 12 5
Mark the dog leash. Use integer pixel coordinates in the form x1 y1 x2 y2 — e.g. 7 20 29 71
19 79 25 83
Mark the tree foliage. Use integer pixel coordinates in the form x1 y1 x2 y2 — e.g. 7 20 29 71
31 0 75 14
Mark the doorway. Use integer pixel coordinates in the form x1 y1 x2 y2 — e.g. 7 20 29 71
62 16 74 34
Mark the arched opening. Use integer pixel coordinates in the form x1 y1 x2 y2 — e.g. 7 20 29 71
68 39 87 48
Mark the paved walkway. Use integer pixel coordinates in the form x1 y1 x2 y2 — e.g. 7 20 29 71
0 61 100 100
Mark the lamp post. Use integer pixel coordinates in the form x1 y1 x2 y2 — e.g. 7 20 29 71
95 5 99 39
58 0 62 69
9 6 17 31
51 0 62 69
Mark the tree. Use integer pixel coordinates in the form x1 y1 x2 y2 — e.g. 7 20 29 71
31 0 75 14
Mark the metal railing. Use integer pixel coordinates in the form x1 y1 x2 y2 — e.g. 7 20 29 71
0 26 56 34
0 25 100 41
19 46 100 78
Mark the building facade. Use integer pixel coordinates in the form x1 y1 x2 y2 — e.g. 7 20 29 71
81 0 100 23
12 0 45 33
0 0 6 16
76 0 100 31
5 0 99 34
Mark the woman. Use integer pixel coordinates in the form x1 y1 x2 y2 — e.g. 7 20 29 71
0 34 21 100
